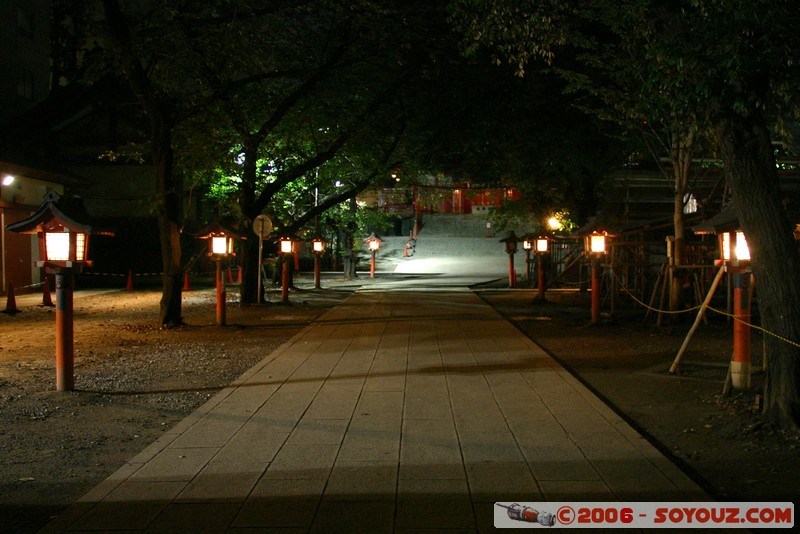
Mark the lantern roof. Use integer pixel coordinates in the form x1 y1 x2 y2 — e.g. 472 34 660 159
573 216 619 238
6 191 113 236
363 232 384 243
498 230 520 243
691 202 739 235
194 221 246 240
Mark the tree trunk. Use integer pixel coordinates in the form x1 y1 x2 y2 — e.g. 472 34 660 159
669 127 693 312
342 229 357 279
714 109 800 430
153 120 184 327
342 196 358 279
239 145 259 306
101 0 183 326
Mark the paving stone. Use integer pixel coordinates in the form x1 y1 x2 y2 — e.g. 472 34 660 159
311 500 394 534
263 443 340 479
465 462 542 501
130 447 218 482
323 461 398 501
147 502 240 532
396 479 475 530
458 431 524 464
233 478 326 528
50 287 712 533
285 418 349 445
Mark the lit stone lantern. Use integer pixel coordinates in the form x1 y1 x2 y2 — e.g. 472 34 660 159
720 231 750 264
499 231 520 288
691 204 753 390
534 234 550 301
577 222 618 325
311 236 326 289
279 235 294 302
363 233 384 279
197 223 244 326
6 192 113 391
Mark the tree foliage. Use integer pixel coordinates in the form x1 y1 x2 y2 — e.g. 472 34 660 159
449 0 800 430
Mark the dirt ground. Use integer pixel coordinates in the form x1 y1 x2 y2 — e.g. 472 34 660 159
1 278 798 533
480 288 800 505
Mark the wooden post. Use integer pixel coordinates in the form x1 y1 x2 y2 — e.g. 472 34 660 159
591 260 601 325
536 253 546 301
669 265 726 374
314 254 321 289
731 269 752 389
216 260 226 326
55 272 75 391
281 255 290 302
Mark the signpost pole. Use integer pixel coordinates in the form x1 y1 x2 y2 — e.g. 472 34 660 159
253 215 272 304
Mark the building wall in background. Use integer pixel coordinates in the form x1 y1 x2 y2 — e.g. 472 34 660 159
0 0 51 123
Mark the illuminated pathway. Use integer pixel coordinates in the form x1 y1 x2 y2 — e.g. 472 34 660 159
43 287 708 532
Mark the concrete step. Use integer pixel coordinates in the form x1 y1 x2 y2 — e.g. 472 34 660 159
417 213 492 237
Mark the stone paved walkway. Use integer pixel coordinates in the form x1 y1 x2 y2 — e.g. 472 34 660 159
42 287 707 532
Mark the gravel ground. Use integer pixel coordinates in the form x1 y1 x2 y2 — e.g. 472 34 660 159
1 282 352 533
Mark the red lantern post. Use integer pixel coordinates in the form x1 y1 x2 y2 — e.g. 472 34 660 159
312 237 325 289
280 236 293 302
364 233 384 279
500 232 519 288
721 231 752 389
197 223 244 326
582 228 615 325
534 235 549 302
6 192 113 391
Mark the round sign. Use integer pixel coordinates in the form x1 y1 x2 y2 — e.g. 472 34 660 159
252 214 273 238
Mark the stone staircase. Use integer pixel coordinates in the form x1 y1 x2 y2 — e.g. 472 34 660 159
389 213 529 276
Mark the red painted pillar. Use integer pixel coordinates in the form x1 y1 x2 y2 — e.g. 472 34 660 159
370 250 376 278
216 260 226 326
591 261 601 325
537 254 546 301
314 254 321 289
281 256 290 302
731 270 751 388
55 272 75 391
42 274 54 307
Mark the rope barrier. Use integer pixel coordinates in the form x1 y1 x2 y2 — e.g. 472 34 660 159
704 305 800 349
610 270 800 349
8 281 44 291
